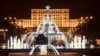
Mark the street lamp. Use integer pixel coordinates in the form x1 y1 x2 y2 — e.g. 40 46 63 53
84 16 93 38
9 17 12 20
14 17 16 20
78 16 93 36
78 16 85 35
80 16 84 20
85 16 88 20
85 16 93 21
4 17 7 20
90 16 93 20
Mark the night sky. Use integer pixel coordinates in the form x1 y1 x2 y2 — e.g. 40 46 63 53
0 0 100 38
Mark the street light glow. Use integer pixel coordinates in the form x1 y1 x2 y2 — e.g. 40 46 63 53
14 17 16 20
85 16 88 19
4 17 7 20
11 21 14 24
80 16 83 19
9 17 12 20
90 16 93 19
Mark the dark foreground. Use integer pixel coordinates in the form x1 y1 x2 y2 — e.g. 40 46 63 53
0 48 100 56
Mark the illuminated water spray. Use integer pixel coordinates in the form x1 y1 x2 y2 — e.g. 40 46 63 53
6 5 87 56
26 5 68 55
5 5 88 56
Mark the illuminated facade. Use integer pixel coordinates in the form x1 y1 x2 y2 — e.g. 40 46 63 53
13 8 86 41
15 9 80 28
1 7 89 42
31 9 69 27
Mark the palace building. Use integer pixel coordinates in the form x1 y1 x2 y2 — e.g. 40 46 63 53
16 9 79 28
15 8 83 32
2 6 87 42
13 7 86 41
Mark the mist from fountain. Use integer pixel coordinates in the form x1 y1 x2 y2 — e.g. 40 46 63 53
26 5 69 55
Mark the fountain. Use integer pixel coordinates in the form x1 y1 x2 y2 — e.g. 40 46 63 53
6 5 87 56
7 36 28 49
26 5 68 55
69 35 87 49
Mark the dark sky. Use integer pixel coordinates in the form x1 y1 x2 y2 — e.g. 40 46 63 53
0 0 99 18
0 0 100 38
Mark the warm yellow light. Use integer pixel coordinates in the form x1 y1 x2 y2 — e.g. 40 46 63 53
96 39 100 45
80 16 83 19
4 17 7 20
11 21 14 24
0 29 4 31
2 44 6 49
76 27 79 30
21 34 27 41
9 17 12 20
16 26 18 28
15 21 17 24
90 16 93 19
85 16 88 19
84 21 87 23
39 45 47 55
14 17 16 20
5 29 8 31
80 21 83 24
18 21 22 26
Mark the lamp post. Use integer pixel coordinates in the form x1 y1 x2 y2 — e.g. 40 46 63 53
78 16 84 36
85 16 93 30
85 16 93 39
78 16 93 37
